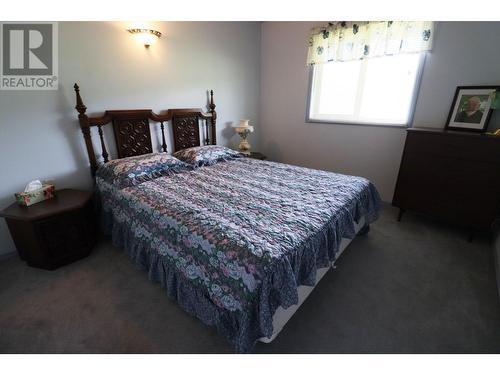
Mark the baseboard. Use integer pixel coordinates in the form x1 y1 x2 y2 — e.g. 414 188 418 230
493 220 500 302
0 251 17 262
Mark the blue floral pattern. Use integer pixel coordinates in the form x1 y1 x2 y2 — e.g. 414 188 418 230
96 158 381 352
173 145 243 167
96 153 191 189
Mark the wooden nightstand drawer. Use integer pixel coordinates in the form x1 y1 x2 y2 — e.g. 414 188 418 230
36 210 91 262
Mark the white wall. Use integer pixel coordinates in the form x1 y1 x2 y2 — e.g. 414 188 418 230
260 22 500 202
0 21 261 255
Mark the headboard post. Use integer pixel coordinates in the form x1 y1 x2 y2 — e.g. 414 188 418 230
160 122 167 152
209 90 217 145
97 125 109 163
74 83 98 176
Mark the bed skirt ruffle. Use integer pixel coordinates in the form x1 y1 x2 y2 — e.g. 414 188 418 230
98 181 380 353
101 208 264 352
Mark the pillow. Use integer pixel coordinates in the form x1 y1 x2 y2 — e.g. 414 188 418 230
96 153 191 189
173 145 243 167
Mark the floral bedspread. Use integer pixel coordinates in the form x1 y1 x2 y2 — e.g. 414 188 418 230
96 158 381 352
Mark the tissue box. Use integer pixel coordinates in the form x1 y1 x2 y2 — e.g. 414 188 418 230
15 184 56 207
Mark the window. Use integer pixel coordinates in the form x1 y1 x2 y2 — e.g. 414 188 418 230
307 53 425 126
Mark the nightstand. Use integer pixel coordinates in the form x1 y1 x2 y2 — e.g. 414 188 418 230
246 152 267 160
0 189 97 270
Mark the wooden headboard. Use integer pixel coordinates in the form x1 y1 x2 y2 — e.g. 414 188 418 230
73 83 217 176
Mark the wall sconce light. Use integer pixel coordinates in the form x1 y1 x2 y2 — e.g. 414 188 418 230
127 28 162 48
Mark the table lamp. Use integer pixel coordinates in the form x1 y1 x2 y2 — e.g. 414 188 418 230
234 119 254 155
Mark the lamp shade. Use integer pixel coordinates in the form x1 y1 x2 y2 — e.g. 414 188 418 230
235 119 254 133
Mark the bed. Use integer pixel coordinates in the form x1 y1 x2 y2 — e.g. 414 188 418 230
73 84 381 352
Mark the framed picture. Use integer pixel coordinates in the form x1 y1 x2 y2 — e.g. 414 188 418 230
445 85 499 132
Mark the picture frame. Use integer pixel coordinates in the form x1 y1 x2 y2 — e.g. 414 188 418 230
445 85 499 132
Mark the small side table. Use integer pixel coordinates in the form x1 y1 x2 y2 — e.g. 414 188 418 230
0 189 97 270
246 152 267 160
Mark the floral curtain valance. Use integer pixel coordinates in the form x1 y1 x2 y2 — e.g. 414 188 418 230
307 21 434 65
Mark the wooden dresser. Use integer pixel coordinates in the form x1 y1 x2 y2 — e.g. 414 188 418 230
393 128 500 236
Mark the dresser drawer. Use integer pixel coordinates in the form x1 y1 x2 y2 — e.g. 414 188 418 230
405 131 500 165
